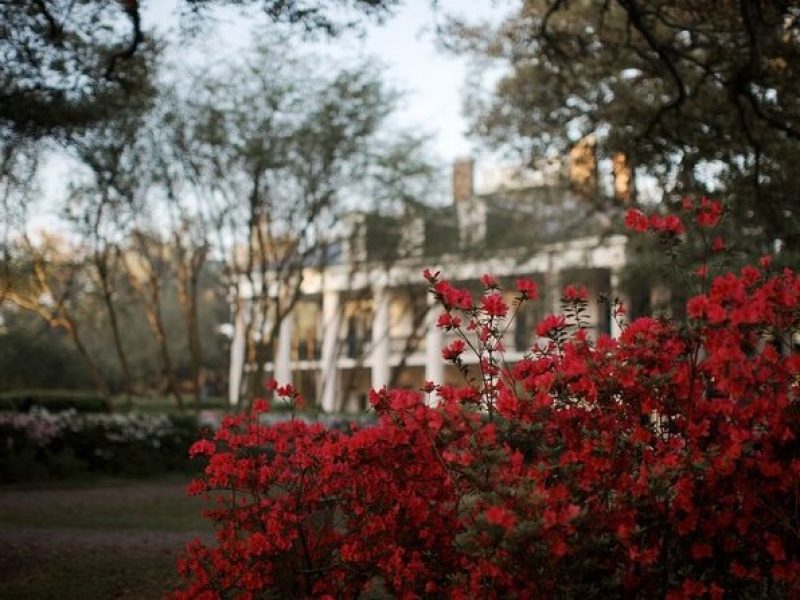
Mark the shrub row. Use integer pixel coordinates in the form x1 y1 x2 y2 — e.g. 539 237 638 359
0 389 109 413
0 409 200 482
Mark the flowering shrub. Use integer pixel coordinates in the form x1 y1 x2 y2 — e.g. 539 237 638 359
175 200 800 598
0 409 198 480
0 409 63 445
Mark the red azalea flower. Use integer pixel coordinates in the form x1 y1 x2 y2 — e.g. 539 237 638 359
252 398 270 413
480 273 499 289
188 439 215 458
516 278 538 299
437 312 461 330
176 257 800 600
442 339 466 360
696 197 723 227
651 214 685 235
481 292 508 317
562 284 588 303
485 505 517 530
423 267 439 282
536 314 566 337
624 208 649 232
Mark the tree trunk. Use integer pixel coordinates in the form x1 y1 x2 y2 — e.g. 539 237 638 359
8 253 114 410
125 248 184 410
243 174 263 409
144 279 184 410
188 269 203 407
63 315 114 411
174 242 206 411
95 248 133 402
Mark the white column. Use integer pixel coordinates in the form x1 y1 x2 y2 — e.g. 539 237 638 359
371 286 391 390
425 296 443 393
320 290 340 413
228 301 246 407
274 311 293 386
610 269 627 338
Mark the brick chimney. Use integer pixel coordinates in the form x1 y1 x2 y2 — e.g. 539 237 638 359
568 135 598 198
452 157 474 203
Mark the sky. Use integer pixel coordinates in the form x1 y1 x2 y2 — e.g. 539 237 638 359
148 0 506 161
323 0 502 160
37 0 509 229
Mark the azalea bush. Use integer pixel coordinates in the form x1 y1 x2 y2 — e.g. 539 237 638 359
0 408 198 480
175 199 800 598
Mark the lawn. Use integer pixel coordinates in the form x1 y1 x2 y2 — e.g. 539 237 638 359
0 476 211 599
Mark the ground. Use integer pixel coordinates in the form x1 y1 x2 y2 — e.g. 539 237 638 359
0 477 211 599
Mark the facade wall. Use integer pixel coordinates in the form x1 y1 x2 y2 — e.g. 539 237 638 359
230 235 629 412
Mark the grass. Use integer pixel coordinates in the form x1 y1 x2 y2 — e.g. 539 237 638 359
0 476 206 531
0 545 187 599
0 476 212 599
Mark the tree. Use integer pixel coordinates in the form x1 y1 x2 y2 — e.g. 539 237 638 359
0 1 156 146
445 0 800 255
0 0 397 149
2 4 433 405
123 230 187 408
183 0 399 34
178 42 436 407
145 98 213 410
0 310 93 390
63 117 148 402
1 233 114 407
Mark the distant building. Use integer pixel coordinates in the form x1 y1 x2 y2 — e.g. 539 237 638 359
229 152 631 411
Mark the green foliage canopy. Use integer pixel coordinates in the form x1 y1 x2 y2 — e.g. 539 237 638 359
447 0 800 253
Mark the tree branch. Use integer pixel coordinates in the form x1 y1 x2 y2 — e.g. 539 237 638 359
616 0 686 137
105 0 143 80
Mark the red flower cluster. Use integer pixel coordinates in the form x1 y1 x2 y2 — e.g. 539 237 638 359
436 312 461 330
536 313 567 337
516 277 538 299
481 292 508 317
630 197 723 237
696 197 723 228
649 214 686 235
175 207 800 599
625 208 687 235
480 273 499 289
433 280 473 310
562 284 588 303
624 208 649 232
442 339 466 360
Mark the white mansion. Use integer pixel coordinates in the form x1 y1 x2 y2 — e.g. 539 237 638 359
228 154 633 412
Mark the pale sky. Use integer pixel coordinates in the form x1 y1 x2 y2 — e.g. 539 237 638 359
38 0 509 228
146 0 506 161
330 0 503 160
